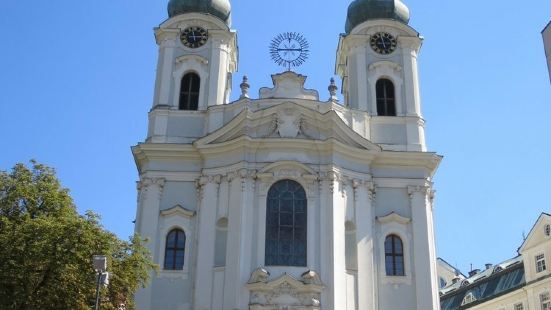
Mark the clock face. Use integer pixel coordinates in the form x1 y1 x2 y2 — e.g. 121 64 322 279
180 27 208 48
370 32 397 55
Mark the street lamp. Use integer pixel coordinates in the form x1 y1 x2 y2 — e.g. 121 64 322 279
93 255 108 310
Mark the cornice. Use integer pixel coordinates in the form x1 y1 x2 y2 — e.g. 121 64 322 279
372 151 442 176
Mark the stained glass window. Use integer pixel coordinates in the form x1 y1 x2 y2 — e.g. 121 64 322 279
376 79 396 116
265 180 307 267
164 229 186 270
385 234 404 276
179 73 200 110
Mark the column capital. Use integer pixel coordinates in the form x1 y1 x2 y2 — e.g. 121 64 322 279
407 185 431 200
139 177 166 191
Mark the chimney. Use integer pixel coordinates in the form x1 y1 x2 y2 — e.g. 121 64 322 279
485 263 493 270
468 269 481 277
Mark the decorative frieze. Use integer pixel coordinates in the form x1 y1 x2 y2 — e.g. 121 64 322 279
246 268 324 309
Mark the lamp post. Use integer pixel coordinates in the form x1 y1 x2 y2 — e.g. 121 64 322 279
93 255 107 310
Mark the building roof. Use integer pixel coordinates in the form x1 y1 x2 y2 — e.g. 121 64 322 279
345 0 410 33
167 0 231 25
440 256 525 309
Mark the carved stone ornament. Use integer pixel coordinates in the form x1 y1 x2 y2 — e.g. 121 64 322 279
246 270 324 310
277 108 302 138
259 71 319 100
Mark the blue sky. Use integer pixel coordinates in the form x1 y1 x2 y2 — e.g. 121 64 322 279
1 0 550 274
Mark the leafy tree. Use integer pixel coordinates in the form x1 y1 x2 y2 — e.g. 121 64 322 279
0 161 157 310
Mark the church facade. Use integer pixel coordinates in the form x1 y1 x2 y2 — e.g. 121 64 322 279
132 0 443 309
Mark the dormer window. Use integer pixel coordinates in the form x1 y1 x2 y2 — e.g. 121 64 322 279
179 72 200 110
376 79 396 116
536 254 547 273
461 292 476 305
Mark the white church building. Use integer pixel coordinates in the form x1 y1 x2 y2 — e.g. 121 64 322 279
132 0 444 309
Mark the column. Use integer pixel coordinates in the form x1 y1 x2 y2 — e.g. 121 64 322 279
320 171 347 308
194 175 221 310
332 174 347 308
134 177 165 308
222 169 256 309
154 37 176 107
409 186 440 310
354 180 375 310
400 37 421 117
207 38 230 107
319 173 333 307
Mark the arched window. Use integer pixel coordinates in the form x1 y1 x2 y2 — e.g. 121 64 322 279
385 234 404 276
265 179 307 267
376 79 396 116
164 229 186 270
179 73 200 110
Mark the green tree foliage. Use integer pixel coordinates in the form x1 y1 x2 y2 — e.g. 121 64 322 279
0 161 157 310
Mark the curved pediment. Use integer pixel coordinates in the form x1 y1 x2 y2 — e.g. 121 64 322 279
194 101 381 152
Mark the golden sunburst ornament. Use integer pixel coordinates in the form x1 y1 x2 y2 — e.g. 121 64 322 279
269 32 310 71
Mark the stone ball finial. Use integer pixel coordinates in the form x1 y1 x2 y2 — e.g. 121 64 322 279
240 75 250 99
328 78 338 102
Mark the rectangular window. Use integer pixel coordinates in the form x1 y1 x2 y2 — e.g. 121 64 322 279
536 254 547 273
541 292 551 310
514 303 523 310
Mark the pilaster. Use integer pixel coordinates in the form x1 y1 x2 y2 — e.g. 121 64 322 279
194 174 221 310
354 180 376 310
408 185 440 310
134 177 165 309
222 169 257 310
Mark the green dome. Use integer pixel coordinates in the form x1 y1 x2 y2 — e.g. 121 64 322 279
345 0 410 33
168 0 231 25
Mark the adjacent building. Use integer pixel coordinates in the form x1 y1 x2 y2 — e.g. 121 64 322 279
439 213 551 310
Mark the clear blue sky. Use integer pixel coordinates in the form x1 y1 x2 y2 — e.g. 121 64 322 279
1 0 550 274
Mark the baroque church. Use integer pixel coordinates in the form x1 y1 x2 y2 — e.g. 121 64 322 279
132 0 443 309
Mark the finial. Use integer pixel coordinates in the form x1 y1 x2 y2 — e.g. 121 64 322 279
240 75 250 99
328 78 338 102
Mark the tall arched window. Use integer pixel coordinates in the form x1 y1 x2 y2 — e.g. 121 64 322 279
385 234 404 276
376 79 396 116
179 73 200 110
164 229 186 270
265 179 307 267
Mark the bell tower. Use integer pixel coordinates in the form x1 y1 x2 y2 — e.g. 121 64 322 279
134 1 237 309
146 0 237 143
336 0 426 152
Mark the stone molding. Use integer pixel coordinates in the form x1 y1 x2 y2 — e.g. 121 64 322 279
160 204 196 219
407 185 431 200
246 268 324 309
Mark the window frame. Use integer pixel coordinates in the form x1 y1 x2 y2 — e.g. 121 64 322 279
541 292 551 310
264 179 308 267
179 72 200 111
536 253 547 273
164 228 186 271
376 78 397 116
384 234 405 276
514 302 524 310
